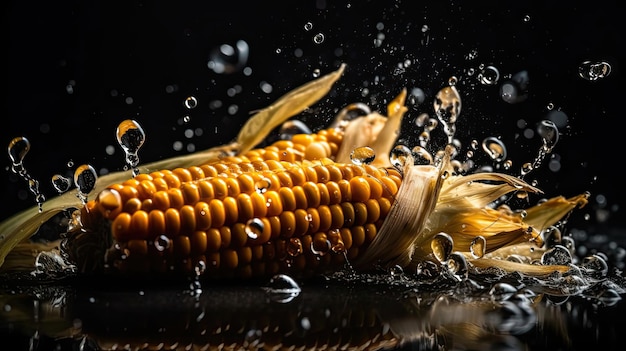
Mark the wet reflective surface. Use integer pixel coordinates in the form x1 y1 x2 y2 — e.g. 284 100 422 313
2 271 625 351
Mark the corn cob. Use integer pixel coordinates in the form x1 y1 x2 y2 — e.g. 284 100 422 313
74 128 403 279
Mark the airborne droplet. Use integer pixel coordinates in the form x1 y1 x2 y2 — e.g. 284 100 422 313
74 164 98 204
390 144 412 169
184 96 198 109
116 119 146 177
578 60 611 81
411 146 434 165
477 65 500 85
482 137 507 162
8 136 30 166
51 174 72 194
433 83 461 144
8 136 45 212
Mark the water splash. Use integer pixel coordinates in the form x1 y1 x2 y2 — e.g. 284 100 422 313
521 120 559 178
433 78 461 144
7 137 45 212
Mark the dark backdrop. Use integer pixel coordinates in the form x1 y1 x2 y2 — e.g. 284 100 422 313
3 1 624 232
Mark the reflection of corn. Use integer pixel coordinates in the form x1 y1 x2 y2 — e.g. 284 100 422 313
78 127 402 279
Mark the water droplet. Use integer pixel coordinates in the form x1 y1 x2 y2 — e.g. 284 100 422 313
581 254 608 279
469 236 486 258
8 136 45 212
245 218 264 239
541 245 572 266
520 162 534 176
51 174 72 194
74 164 98 204
312 33 325 44
481 137 507 162
350 146 376 165
536 120 559 153
328 229 345 253
578 60 611 81
389 144 411 170
287 238 303 257
433 84 461 144
310 239 331 257
254 178 272 194
116 119 146 176
184 96 198 109
447 252 468 281
411 146 434 165
477 65 500 85
263 274 301 303
8 136 30 165
154 235 171 251
431 232 454 263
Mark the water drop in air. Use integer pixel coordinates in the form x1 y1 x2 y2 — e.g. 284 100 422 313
578 60 611 81
74 164 98 204
51 174 72 194
116 119 146 177
8 136 30 166
482 137 508 162
477 65 500 85
433 83 461 144
8 136 45 212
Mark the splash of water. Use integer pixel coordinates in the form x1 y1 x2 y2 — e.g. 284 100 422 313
7 137 45 212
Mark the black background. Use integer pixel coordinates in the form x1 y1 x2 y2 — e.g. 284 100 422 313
3 0 624 233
